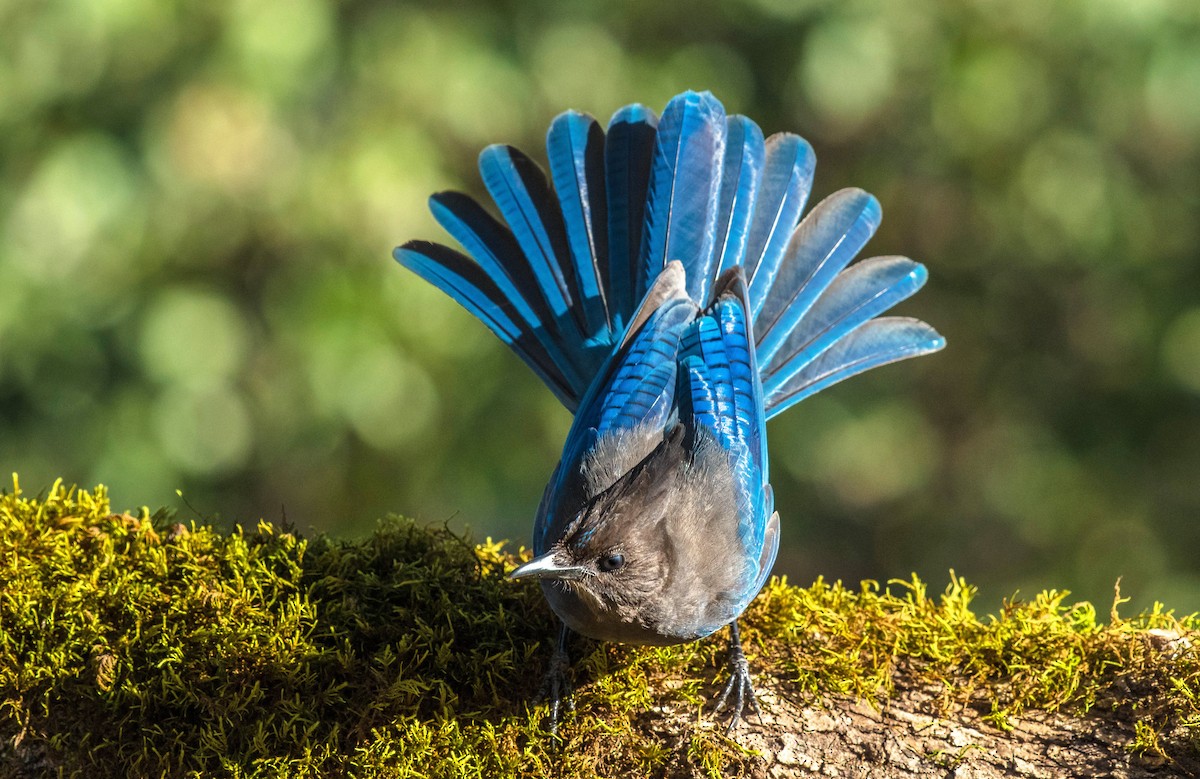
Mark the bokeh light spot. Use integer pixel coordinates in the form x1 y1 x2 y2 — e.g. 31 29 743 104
229 0 332 94
534 24 627 113
341 346 439 452
5 135 139 279
153 385 253 476
812 402 938 508
1145 40 1200 141
934 46 1050 150
139 288 250 389
1018 132 1112 250
166 83 292 195
1162 308 1200 394
799 17 896 128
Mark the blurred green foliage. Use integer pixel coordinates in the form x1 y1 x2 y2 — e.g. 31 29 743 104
2 0 1199 611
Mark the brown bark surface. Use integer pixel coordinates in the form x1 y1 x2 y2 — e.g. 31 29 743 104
718 682 1195 778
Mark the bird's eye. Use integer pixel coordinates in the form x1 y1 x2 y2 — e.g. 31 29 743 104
599 553 625 572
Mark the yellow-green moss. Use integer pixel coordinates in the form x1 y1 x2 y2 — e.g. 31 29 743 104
1 476 1197 778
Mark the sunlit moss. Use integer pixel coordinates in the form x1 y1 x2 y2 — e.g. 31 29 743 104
2 477 1197 778
3 0 1200 614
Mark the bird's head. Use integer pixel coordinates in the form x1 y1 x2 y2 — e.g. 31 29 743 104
509 424 752 644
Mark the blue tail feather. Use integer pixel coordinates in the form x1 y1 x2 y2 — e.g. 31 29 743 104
762 257 928 395
394 242 577 407
711 116 765 289
765 317 945 418
428 192 549 335
605 105 658 332
428 190 590 396
754 188 882 367
479 145 575 325
640 91 726 304
744 134 816 315
547 112 611 340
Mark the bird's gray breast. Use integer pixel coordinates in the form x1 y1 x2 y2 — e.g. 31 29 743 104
543 432 756 645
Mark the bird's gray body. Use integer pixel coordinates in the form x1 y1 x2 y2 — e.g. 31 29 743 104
536 422 779 645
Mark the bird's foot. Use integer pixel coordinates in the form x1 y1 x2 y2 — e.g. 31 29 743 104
713 621 761 734
533 624 574 736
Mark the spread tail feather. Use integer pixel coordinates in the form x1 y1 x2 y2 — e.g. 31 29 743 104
396 91 943 415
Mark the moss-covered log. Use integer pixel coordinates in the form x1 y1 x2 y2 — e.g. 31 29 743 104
1 478 1197 778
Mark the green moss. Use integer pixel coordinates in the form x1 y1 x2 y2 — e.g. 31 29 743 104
1 476 1197 778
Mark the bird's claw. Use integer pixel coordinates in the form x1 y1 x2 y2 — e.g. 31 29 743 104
713 623 761 734
533 625 574 736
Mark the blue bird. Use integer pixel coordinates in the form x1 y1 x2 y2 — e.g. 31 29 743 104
395 90 944 731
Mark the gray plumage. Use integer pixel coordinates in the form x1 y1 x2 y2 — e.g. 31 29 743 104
528 423 780 645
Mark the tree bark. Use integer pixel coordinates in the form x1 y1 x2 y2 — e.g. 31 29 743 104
725 681 1191 778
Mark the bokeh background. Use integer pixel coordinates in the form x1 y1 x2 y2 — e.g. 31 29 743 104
3 0 1199 612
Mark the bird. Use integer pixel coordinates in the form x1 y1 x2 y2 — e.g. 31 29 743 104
394 90 944 732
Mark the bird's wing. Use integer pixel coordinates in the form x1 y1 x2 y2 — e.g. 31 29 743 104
534 266 696 550
677 270 771 558
579 262 695 438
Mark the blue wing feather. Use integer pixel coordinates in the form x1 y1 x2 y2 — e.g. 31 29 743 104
678 277 767 488
594 298 693 435
602 360 677 435
678 285 771 586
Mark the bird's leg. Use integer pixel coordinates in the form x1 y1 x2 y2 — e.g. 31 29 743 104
713 620 761 733
533 621 574 735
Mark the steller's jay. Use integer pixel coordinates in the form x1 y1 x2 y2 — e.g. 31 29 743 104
394 90 944 732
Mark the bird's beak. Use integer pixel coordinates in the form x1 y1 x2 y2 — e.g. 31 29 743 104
509 551 589 581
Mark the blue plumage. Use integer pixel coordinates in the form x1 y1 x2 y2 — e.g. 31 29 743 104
744 133 816 314
604 105 658 332
546 112 610 340
640 91 726 304
478 145 574 325
754 187 882 369
712 116 765 285
394 89 945 732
